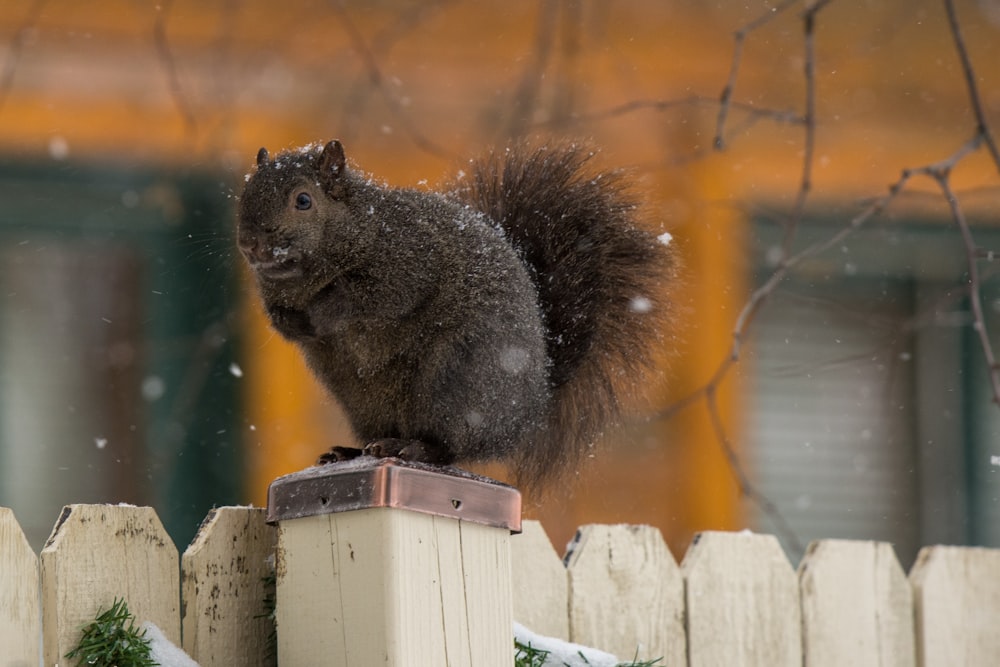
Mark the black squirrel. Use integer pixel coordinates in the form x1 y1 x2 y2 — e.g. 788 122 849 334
237 140 676 488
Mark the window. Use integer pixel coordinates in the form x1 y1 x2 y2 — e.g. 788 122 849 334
0 160 242 550
746 214 1000 566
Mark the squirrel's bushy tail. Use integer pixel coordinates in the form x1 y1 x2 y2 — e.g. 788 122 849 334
450 143 678 489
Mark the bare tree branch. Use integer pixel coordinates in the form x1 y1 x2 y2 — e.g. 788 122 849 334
368 1 456 55
555 95 804 129
943 0 1000 173
329 0 450 158
781 0 831 257
504 0 560 138
551 0 583 127
927 159 1000 403
338 1 453 146
660 0 1000 548
153 0 198 137
704 384 805 554
687 0 831 547
715 0 800 151
0 0 46 116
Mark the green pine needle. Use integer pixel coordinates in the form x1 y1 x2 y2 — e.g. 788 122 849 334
618 657 664 667
65 597 156 667
514 638 551 666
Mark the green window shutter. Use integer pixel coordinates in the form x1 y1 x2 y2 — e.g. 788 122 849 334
0 160 242 550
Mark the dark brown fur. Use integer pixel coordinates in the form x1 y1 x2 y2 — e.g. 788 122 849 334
237 140 675 489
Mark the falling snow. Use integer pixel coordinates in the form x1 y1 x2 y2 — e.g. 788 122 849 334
629 296 653 313
48 135 69 160
142 375 166 401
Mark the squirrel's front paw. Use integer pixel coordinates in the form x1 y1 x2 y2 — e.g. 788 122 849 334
267 305 316 340
364 439 455 465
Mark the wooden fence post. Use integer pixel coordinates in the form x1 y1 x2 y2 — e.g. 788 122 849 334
0 506 39 667
799 539 914 667
39 504 179 666
565 523 686 663
682 530 801 667
267 459 520 666
510 519 569 640
181 506 277 667
910 545 1000 666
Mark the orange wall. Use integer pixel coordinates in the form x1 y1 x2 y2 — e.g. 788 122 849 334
1 0 997 554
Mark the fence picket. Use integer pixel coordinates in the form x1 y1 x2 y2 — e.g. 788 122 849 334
682 531 801 667
511 519 569 640
910 545 1000 666
181 506 277 667
0 507 39 667
799 539 914 667
565 524 686 664
39 504 179 666
4 500 1000 665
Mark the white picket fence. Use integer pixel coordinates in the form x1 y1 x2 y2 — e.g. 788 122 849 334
2 503 999 666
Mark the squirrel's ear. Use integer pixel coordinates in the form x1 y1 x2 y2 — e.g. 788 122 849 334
256 147 269 166
319 140 346 179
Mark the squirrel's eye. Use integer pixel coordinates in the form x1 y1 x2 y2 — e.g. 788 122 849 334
294 192 312 210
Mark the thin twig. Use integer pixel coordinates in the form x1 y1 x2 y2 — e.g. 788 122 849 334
680 0 831 546
660 165 916 549
556 95 804 129
665 0 1000 549
505 0 559 138
668 134 979 422
930 168 1000 403
781 1 831 257
705 385 805 554
337 0 453 144
715 0 800 150
925 1 1000 397
550 0 582 126
368 0 455 55
0 0 47 115
153 0 198 136
329 0 450 158
943 0 1000 173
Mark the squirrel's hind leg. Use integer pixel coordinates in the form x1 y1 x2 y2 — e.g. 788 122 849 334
316 445 365 464
315 440 456 466
364 438 455 465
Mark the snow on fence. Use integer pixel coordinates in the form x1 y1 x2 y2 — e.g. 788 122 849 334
2 503 1000 666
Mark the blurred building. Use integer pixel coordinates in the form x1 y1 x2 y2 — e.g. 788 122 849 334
0 0 997 563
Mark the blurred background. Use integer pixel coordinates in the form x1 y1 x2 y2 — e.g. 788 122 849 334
1 0 998 567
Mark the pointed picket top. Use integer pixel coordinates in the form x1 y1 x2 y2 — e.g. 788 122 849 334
511 519 569 640
682 530 801 667
799 539 914 667
566 523 685 664
181 506 277 667
0 506 40 666
910 544 1000 667
39 504 179 666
